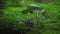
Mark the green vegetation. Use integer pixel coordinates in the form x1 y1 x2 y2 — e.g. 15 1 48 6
0 0 60 34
